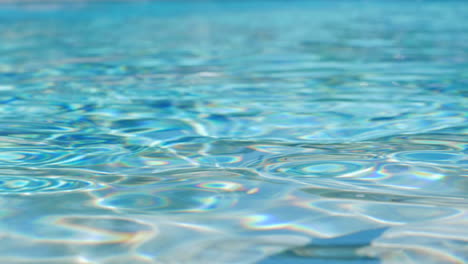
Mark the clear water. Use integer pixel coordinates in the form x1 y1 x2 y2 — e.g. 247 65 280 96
0 1 467 263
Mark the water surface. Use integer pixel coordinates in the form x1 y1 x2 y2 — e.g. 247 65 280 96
0 1 467 263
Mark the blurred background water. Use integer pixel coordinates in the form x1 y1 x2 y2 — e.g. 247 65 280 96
0 0 467 263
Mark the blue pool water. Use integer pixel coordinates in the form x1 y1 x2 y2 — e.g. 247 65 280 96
0 1 467 263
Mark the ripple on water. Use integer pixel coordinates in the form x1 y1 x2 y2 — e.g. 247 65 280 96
52 133 124 148
161 139 316 169
392 150 465 166
0 148 78 167
98 192 170 212
97 187 240 213
0 118 77 130
94 168 262 213
0 176 96 193
110 118 198 140
262 153 375 180
41 215 154 244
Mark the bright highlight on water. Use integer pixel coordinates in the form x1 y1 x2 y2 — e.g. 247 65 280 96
0 1 467 263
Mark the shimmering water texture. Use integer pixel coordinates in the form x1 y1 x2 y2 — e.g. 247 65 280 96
0 1 467 264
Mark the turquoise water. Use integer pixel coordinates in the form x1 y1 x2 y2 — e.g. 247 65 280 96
0 1 467 263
